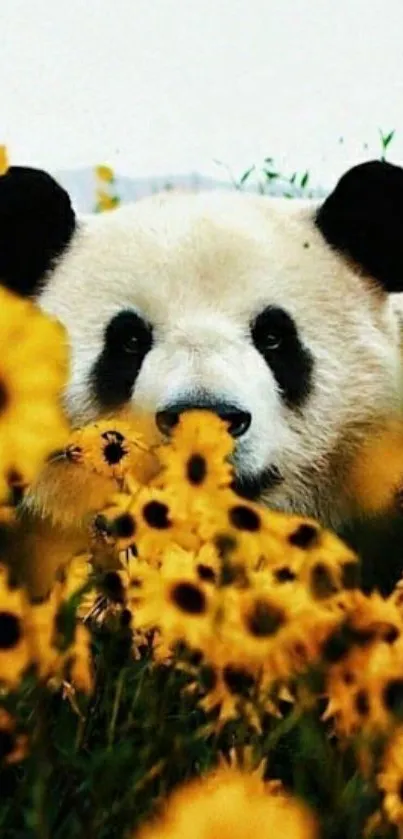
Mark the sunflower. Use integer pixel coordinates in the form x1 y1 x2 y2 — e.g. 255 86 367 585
25 578 93 692
203 503 360 599
97 486 200 563
320 594 403 739
135 765 318 839
131 557 216 653
0 564 30 687
155 410 234 507
193 542 221 585
95 191 120 212
185 641 267 730
346 419 403 517
64 417 160 485
274 522 360 601
378 727 403 826
0 287 69 498
196 491 287 569
56 552 94 601
0 708 28 765
217 577 335 680
323 637 403 739
95 164 115 183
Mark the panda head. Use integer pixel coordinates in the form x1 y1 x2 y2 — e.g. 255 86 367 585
2 161 403 527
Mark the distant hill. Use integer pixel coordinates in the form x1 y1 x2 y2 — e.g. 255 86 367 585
54 166 327 213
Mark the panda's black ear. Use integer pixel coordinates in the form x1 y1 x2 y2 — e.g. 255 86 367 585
316 160 403 293
0 166 76 298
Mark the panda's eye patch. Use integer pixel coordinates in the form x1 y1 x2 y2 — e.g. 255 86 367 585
251 306 313 408
106 310 153 355
251 306 296 352
90 310 153 410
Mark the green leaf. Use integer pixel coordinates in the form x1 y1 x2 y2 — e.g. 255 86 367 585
239 166 255 185
380 128 395 149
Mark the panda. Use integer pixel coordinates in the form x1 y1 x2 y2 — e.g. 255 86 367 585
1 160 403 541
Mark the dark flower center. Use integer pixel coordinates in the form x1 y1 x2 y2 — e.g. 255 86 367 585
274 566 296 583
186 454 207 485
103 441 126 465
246 599 285 637
196 564 216 582
229 504 261 532
289 523 319 548
0 612 22 649
383 679 403 716
143 500 171 529
223 665 254 696
113 513 136 539
171 582 207 615
310 563 338 600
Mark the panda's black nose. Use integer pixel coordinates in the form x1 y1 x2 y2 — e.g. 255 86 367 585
155 402 252 439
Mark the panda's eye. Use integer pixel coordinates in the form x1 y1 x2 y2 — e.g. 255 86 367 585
250 305 314 409
106 310 153 356
260 333 282 352
122 334 140 354
91 310 154 411
251 307 289 354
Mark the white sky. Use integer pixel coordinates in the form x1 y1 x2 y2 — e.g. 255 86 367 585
2 0 403 187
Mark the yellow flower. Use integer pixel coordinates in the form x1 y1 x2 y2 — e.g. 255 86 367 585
0 145 9 176
273 522 360 601
135 765 318 839
323 637 403 739
198 499 359 598
130 557 216 652
185 645 262 729
218 582 335 681
0 708 28 765
0 564 30 687
196 492 286 569
96 192 120 213
95 164 115 183
65 418 159 485
0 287 69 497
346 419 403 516
96 486 200 563
156 410 234 506
25 575 93 693
56 552 93 601
25 593 61 680
378 727 403 826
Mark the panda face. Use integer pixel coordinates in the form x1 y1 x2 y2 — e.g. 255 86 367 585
34 188 401 526
1 161 403 528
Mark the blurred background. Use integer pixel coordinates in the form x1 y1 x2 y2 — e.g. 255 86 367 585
2 0 403 210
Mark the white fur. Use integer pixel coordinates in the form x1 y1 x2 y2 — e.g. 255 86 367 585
38 190 403 529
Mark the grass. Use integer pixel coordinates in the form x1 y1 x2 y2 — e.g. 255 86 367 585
0 588 398 839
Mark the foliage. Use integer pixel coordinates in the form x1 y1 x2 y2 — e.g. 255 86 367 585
0 140 401 839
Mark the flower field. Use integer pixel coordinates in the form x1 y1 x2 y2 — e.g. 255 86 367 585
0 281 403 839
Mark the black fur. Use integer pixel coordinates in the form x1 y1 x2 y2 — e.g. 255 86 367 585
0 166 76 297
316 160 403 293
232 464 283 500
156 398 251 438
91 310 153 409
251 306 314 408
